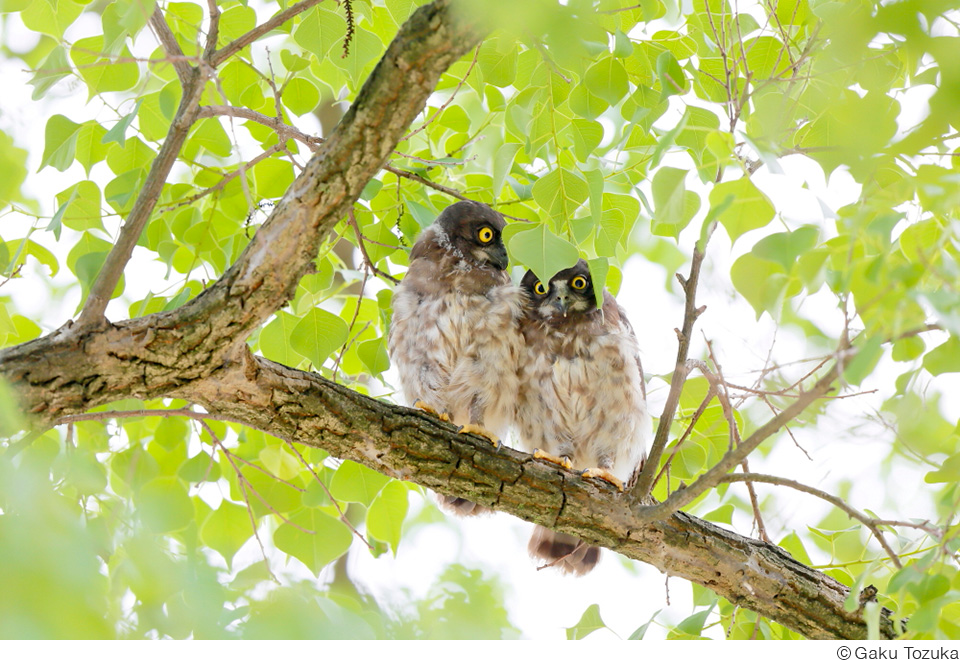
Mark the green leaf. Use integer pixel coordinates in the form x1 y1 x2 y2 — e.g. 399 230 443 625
102 100 143 148
752 226 820 271
584 56 629 105
710 177 776 244
532 168 589 225
925 452 960 484
55 181 103 233
506 224 580 285
586 257 609 308
290 308 349 368
75 122 109 175
656 50 686 99
569 119 603 162
71 38 140 97
366 480 409 555
357 337 390 375
274 509 353 577
628 609 661 640
329 460 391 506
492 142 521 197
650 166 699 238
136 477 193 533
259 311 301 366
565 603 607 640
674 606 713 637
29 46 71 100
843 335 884 386
40 114 82 172
283 78 320 116
923 337 960 376
200 500 252 568
730 252 788 319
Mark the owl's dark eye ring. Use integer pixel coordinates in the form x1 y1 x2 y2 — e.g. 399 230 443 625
571 275 588 290
533 281 548 296
477 226 494 243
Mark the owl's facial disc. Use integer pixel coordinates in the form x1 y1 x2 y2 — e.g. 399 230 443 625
545 281 594 317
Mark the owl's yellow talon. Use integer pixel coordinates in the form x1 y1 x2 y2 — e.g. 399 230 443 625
413 399 450 422
581 468 624 492
533 449 573 470
457 423 500 447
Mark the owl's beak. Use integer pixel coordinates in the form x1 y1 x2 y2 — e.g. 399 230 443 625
549 285 571 317
486 244 509 271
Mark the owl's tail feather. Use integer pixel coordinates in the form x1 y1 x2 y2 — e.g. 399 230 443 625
528 526 600 576
438 495 491 516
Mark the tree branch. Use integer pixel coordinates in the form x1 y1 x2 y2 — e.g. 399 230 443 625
720 473 905 568
632 221 716 501
149 7 192 83
75 68 207 328
211 0 327 67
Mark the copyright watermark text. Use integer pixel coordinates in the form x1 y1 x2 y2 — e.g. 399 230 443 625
838 648 960 660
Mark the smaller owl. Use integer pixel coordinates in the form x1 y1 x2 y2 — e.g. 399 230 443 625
388 201 524 515
516 260 649 574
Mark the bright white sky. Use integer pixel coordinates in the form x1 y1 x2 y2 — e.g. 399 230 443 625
1 2 956 641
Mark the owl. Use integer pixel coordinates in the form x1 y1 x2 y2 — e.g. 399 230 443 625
516 260 649 575
387 200 524 515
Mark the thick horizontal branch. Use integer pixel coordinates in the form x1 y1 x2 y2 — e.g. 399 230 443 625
171 349 898 641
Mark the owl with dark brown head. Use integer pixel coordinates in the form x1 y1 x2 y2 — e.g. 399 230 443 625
516 259 649 574
388 200 524 515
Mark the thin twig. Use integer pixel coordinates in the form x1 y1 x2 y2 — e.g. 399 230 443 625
198 419 280 582
720 472 907 568
76 65 207 328
159 144 286 210
203 0 222 60
383 165 531 222
631 220 717 501
283 438 374 550
405 46 481 139
631 355 843 525
652 382 716 492
331 268 369 382
347 208 400 283
211 0 326 67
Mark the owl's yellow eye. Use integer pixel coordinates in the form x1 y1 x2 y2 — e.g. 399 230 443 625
477 226 494 243
571 275 588 290
534 281 547 296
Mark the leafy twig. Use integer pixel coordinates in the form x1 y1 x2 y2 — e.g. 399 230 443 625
211 0 327 67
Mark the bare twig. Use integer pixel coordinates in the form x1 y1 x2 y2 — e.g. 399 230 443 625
347 208 400 283
160 144 286 211
199 105 322 145
331 268 369 382
405 44 481 140
283 438 374 550
198 419 280 582
631 220 717 501
652 380 716 492
632 356 843 524
203 0 222 60
721 472 906 568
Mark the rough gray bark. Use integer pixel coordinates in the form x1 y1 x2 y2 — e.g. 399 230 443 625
0 0 898 641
